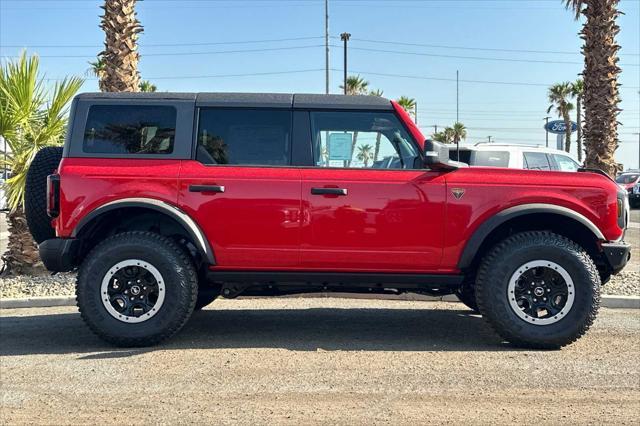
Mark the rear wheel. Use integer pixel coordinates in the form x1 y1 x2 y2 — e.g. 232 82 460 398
77 232 198 346
475 231 600 349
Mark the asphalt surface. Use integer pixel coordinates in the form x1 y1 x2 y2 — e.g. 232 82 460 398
1 298 639 425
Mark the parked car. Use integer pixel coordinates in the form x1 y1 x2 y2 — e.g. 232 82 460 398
450 143 581 171
616 171 640 206
628 181 640 208
25 92 630 349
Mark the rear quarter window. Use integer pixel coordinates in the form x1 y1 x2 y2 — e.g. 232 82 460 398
470 151 510 167
83 105 177 154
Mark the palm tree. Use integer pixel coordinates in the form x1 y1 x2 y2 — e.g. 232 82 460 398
339 75 369 95
99 0 143 92
87 57 107 91
356 144 373 167
396 96 416 121
571 79 584 163
369 89 384 160
340 75 370 165
139 80 157 92
0 53 83 275
547 82 574 153
564 0 621 177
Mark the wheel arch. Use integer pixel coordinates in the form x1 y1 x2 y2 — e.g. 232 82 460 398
458 204 605 271
73 198 215 265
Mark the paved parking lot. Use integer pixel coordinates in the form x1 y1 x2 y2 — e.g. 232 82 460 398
1 298 639 424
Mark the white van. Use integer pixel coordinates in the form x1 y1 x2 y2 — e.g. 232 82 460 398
449 143 581 172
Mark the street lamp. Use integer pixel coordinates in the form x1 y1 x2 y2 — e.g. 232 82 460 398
340 32 351 95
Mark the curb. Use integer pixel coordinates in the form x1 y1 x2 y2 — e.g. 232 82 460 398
1 294 638 310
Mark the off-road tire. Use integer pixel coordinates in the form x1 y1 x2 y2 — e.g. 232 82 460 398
475 231 600 349
76 232 198 347
25 146 63 243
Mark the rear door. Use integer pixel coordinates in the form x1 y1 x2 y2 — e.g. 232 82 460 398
178 106 302 268
299 110 447 272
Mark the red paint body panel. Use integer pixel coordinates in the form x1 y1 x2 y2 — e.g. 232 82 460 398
300 169 447 271
55 158 181 237
178 161 302 268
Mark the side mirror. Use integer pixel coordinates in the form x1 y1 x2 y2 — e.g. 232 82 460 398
423 140 463 170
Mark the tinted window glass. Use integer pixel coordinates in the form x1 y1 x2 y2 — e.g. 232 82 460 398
449 149 471 164
552 154 580 172
470 151 510 167
616 174 639 184
523 152 551 171
197 109 291 166
310 111 419 169
83 105 176 154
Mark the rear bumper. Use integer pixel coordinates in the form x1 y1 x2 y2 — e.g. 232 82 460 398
39 238 79 272
601 241 631 275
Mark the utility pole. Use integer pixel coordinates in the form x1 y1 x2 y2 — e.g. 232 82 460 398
456 70 459 123
414 102 418 124
324 0 329 94
544 116 551 147
340 32 351 95
487 136 493 143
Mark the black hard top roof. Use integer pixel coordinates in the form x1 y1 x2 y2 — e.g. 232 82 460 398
75 92 393 110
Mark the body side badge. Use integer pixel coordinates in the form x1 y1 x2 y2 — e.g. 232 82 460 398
451 188 466 200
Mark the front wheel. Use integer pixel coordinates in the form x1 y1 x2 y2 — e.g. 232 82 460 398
475 231 600 349
76 232 198 347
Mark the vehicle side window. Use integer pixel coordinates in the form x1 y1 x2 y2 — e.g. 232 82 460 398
552 154 580 172
470 150 510 167
196 109 291 166
523 152 551 171
310 111 420 169
83 105 176 154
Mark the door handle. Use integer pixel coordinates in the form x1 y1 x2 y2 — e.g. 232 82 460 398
189 184 225 193
311 187 348 196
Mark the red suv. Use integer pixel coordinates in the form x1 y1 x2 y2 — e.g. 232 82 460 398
26 92 630 348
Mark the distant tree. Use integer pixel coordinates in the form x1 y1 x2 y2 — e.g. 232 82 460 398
451 122 467 146
433 128 455 144
564 0 621 177
571 79 584 162
369 88 384 160
547 82 574 153
87 57 107 91
396 96 416 121
340 75 369 95
139 80 157 92
99 0 143 92
356 144 373 167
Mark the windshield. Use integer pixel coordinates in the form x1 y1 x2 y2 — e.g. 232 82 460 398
616 174 639 184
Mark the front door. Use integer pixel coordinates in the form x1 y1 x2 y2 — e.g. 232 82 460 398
179 108 301 268
300 110 447 272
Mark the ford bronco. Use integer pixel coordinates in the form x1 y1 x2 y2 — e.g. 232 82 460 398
25 92 630 348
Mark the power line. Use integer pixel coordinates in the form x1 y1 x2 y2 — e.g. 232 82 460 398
0 36 324 49
43 68 326 81
1 44 325 59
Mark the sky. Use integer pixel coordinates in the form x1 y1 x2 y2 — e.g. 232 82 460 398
1 0 639 169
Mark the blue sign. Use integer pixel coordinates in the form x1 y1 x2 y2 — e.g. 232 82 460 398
545 120 578 135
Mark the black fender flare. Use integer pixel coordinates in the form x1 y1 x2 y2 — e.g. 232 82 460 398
72 197 215 265
457 203 605 269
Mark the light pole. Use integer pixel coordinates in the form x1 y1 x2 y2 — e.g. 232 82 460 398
340 32 351 95
324 0 329 94
544 116 551 147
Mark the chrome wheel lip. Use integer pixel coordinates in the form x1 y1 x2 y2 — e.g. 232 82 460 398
100 259 166 324
507 260 575 326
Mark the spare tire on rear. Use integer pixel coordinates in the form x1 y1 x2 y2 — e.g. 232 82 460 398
25 146 63 244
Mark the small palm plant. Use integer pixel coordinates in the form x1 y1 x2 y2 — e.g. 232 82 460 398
396 96 416 122
356 144 373 167
0 53 83 275
547 82 574 153
571 79 584 162
139 80 157 92
340 75 369 95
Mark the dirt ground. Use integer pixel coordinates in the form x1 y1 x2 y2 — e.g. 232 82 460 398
1 298 639 425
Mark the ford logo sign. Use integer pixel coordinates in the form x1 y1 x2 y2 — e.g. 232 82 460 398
545 120 578 135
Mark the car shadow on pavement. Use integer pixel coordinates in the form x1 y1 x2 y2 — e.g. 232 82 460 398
0 306 519 357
